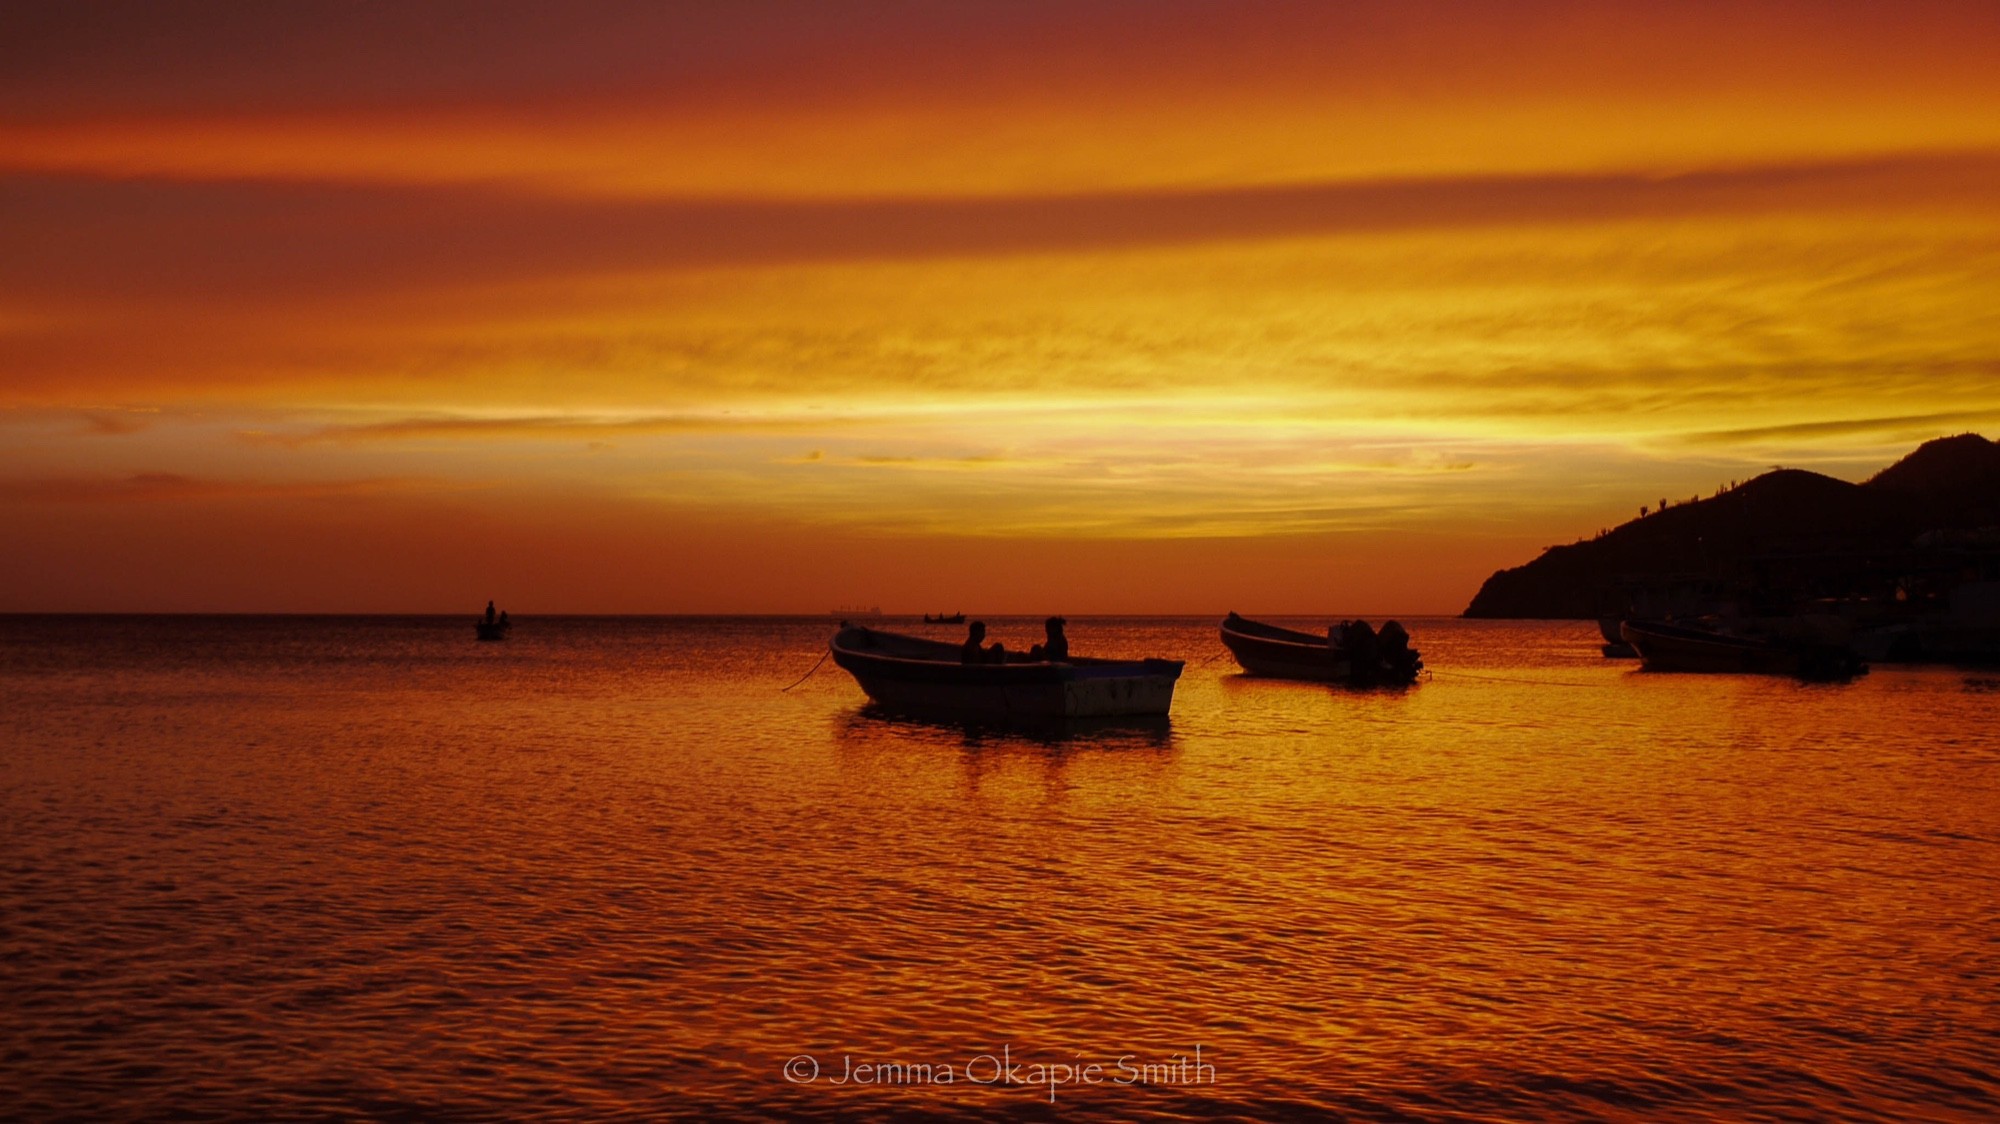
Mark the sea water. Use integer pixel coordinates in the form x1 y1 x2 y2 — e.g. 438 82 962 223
3 615 1997 1120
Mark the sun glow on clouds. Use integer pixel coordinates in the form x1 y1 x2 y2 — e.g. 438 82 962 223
4 1 2000 610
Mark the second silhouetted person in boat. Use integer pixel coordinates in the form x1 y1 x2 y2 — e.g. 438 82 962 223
1027 616 1069 662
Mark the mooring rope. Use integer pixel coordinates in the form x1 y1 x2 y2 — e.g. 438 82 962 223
780 646 833 692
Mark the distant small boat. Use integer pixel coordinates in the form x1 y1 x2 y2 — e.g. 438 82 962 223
1619 619 1866 679
475 619 511 641
1218 613 1423 685
923 612 966 624
830 626 1183 719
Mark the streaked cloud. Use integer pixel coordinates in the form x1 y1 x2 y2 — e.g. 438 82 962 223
239 411 840 447
7 3 2000 198
77 410 155 437
7 152 1999 313
1679 409 2000 446
0 472 419 504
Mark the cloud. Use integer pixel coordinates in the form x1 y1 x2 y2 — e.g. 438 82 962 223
77 410 153 436
849 453 1010 468
0 472 419 504
238 411 892 447
6 1 2000 211
1678 409 2000 446
7 150 1999 308
9 2 1990 118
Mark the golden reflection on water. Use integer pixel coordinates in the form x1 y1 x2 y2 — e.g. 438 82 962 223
2 616 1996 1121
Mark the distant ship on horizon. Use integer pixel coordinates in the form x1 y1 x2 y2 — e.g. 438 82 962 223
830 605 882 618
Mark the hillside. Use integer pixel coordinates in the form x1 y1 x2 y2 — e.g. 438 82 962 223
1462 434 2000 618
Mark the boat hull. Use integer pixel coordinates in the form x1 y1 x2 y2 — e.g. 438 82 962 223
1622 621 1796 673
841 665 1180 719
1620 620 1864 678
1221 637 1351 681
830 627 1181 719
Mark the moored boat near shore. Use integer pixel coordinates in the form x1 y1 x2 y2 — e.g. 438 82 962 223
829 626 1182 719
1219 613 1423 685
1619 619 1867 680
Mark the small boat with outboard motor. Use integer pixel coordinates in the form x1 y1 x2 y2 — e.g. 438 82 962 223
1218 613 1423 685
829 624 1183 719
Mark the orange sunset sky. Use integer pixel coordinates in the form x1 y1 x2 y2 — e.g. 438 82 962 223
4 0 1998 613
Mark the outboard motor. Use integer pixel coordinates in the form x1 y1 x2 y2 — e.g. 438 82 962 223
1343 619 1379 683
1378 620 1422 683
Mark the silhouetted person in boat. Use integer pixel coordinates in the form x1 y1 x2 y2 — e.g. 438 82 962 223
498 610 510 630
485 600 497 624
1028 616 1069 662
956 616 1000 660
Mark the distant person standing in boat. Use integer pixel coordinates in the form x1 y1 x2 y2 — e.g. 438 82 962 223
485 600 497 625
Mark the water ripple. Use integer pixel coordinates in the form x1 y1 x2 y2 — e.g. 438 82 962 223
2 615 1997 1121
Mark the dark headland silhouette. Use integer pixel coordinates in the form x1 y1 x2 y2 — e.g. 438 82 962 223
1464 434 2000 620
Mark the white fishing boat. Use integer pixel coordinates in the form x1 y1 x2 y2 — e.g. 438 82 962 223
829 626 1182 719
